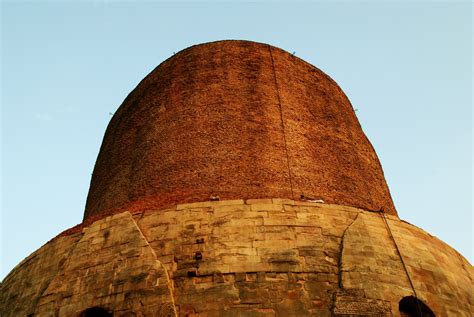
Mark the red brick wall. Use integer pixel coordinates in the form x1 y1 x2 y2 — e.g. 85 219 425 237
84 40 396 220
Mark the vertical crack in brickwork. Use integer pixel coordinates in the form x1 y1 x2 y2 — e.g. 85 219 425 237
346 124 377 210
268 45 295 200
337 212 360 290
131 216 178 317
379 212 421 315
332 212 365 316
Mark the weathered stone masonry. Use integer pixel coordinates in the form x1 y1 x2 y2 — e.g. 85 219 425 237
1 199 471 316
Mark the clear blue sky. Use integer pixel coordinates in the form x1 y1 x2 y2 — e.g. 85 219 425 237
1 1 472 280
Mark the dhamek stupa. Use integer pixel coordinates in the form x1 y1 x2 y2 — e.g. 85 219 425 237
1 40 471 316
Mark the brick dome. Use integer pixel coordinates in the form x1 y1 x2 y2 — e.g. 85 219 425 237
84 40 396 220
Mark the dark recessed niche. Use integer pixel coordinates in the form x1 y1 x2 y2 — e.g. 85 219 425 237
399 296 435 317
81 307 112 317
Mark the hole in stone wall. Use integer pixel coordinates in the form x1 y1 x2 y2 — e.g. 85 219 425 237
81 307 113 317
399 296 435 317
194 251 203 261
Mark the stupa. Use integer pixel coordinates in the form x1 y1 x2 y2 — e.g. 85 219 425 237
1 40 471 316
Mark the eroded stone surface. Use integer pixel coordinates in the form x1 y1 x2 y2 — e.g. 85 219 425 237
340 212 473 316
3 200 469 316
34 212 176 316
0 232 82 316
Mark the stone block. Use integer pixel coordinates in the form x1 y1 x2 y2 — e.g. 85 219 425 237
221 255 262 264
214 204 252 214
253 239 294 249
246 198 274 204
177 201 213 210
251 204 283 212
228 262 271 273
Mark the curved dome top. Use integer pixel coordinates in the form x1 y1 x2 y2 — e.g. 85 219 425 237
84 40 396 220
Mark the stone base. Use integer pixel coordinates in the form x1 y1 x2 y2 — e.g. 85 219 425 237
1 199 471 316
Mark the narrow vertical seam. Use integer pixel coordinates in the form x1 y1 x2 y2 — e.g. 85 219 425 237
346 123 376 209
379 211 422 316
132 213 178 317
268 45 295 199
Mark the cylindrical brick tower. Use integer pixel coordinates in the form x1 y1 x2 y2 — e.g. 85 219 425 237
1 41 471 317
84 40 396 220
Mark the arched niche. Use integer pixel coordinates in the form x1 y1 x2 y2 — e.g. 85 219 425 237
81 307 112 317
399 296 435 317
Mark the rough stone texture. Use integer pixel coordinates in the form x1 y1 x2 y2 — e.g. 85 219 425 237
341 212 474 316
84 40 396 220
2 200 471 316
0 232 82 316
333 289 392 316
34 212 175 316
